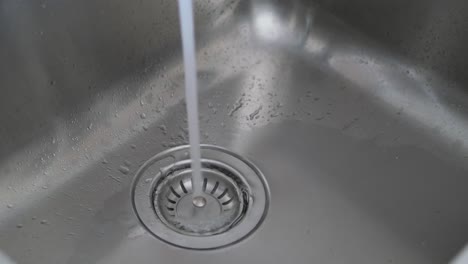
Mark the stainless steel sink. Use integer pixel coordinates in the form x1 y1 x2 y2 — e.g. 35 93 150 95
2 0 468 263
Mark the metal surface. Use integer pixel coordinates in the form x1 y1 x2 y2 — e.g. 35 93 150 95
2 0 468 262
192 196 207 208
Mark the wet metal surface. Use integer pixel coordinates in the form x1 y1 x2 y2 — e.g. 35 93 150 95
1 0 468 263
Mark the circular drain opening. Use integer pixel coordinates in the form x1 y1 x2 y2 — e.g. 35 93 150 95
132 145 270 250
154 160 246 236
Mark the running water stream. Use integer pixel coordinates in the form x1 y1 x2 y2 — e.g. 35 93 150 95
177 0 205 207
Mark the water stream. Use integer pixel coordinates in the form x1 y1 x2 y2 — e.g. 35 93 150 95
177 0 205 205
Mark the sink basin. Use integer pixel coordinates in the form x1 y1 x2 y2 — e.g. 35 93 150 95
2 0 468 263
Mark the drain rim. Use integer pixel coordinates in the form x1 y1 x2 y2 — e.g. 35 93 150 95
131 144 270 250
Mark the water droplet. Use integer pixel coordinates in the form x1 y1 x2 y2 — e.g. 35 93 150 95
40 220 48 225
158 125 167 134
140 113 146 119
142 125 149 131
130 144 137 149
7 204 13 209
119 166 130 175
229 98 244 116
249 105 263 120
101 159 108 164
16 224 23 228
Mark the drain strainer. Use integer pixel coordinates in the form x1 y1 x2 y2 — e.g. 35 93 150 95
131 145 269 250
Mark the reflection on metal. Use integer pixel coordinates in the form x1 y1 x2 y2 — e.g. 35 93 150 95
252 0 468 162
250 0 312 47
1 0 468 262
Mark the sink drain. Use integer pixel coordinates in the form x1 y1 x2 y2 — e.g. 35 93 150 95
131 145 270 250
154 161 246 236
